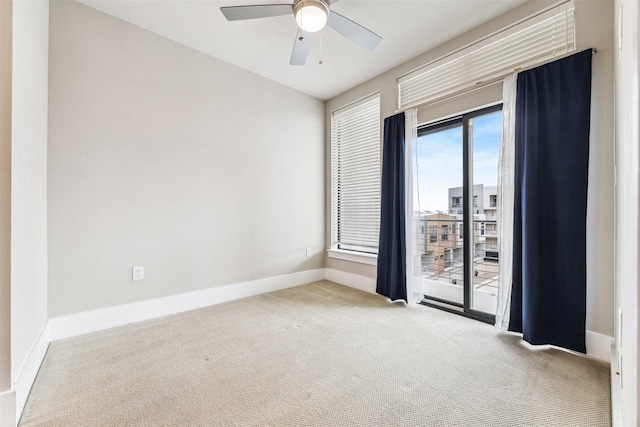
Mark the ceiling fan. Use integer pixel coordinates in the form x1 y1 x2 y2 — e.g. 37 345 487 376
220 0 382 65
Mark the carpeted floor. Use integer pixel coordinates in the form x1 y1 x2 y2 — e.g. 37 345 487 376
20 281 610 426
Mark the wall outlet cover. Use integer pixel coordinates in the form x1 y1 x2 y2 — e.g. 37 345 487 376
133 266 144 281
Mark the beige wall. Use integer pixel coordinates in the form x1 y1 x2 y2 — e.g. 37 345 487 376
47 1 325 317
10 0 49 384
578 0 616 340
325 0 615 337
0 0 12 395
614 0 639 424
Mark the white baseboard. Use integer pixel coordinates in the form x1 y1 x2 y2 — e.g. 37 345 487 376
15 321 50 424
50 269 326 341
324 268 376 294
610 342 622 427
585 330 613 363
0 321 51 427
0 390 16 427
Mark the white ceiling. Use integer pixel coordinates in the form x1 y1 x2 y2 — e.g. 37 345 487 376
78 0 529 100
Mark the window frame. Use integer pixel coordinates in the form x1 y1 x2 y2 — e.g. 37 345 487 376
430 225 438 243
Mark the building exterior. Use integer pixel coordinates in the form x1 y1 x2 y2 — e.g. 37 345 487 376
447 184 498 260
417 184 499 284
420 213 463 276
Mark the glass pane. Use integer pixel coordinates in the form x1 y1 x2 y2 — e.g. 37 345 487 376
415 122 464 306
470 111 502 315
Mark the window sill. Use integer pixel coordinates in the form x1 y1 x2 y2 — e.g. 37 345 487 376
327 249 377 266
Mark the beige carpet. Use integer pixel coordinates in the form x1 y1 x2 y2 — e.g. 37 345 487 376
20 281 610 426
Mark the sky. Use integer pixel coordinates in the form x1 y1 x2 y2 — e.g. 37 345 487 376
414 110 502 212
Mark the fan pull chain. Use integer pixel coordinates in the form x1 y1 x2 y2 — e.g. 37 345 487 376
318 31 323 65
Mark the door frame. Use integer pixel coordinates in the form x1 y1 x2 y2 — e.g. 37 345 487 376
419 103 503 324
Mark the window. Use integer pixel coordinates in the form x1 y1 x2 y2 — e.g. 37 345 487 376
451 197 462 208
430 225 438 243
442 225 448 241
490 194 497 207
480 222 485 236
331 94 381 254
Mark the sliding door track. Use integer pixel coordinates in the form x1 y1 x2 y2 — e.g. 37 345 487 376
420 296 495 325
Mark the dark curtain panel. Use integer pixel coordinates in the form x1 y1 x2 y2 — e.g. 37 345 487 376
509 49 592 353
376 113 407 302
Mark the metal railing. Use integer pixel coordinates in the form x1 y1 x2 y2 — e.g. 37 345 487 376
416 218 499 292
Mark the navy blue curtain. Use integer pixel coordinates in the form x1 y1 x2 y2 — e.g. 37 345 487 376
509 49 592 353
376 113 407 302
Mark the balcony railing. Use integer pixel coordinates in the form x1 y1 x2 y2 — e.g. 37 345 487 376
415 218 499 292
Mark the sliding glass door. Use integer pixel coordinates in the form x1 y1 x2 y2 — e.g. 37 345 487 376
413 105 502 321
414 120 465 308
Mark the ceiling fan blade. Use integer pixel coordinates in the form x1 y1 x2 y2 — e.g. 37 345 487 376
327 11 382 51
220 4 293 21
290 29 312 65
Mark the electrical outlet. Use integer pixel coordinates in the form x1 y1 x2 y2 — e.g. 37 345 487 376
306 248 312 257
132 266 144 281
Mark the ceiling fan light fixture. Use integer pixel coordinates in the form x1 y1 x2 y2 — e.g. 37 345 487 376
294 0 329 33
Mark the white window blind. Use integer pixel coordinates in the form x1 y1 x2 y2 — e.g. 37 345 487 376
398 2 575 110
331 94 381 254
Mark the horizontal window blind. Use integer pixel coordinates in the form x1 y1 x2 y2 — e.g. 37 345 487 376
398 2 575 110
331 94 381 254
